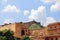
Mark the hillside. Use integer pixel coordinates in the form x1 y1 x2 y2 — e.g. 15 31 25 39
28 23 43 30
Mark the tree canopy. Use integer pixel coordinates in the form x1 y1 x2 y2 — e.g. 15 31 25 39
21 35 31 40
0 30 16 40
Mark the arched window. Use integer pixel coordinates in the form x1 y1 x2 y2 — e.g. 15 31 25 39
50 27 52 29
55 26 56 28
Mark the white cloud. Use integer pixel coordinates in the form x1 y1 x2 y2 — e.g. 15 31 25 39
41 0 54 3
2 4 20 13
50 0 60 12
24 10 29 16
0 0 7 4
28 6 46 23
2 0 7 2
44 17 56 26
4 18 13 24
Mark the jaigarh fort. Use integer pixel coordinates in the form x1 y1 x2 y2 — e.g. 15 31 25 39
0 20 60 40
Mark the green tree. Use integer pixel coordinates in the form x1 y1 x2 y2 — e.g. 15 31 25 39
0 36 7 40
0 31 3 36
21 35 30 40
0 29 16 40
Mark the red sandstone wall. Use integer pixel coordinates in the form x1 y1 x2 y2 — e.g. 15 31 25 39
14 23 29 38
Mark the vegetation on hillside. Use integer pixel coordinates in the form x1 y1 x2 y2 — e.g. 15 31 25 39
28 23 43 30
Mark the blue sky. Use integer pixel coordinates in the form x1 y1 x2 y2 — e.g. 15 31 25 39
0 0 60 26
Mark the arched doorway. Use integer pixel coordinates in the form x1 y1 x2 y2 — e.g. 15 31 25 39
21 30 25 36
56 38 58 40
